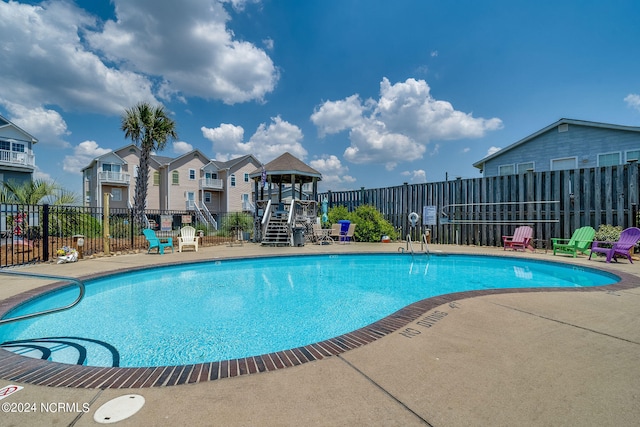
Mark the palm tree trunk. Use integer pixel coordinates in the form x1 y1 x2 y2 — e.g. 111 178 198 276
134 148 151 227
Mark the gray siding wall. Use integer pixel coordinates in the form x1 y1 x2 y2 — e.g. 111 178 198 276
0 170 32 185
483 124 640 176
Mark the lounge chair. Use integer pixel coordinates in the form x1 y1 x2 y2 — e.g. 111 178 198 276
178 226 198 252
588 227 640 263
551 226 595 257
343 223 356 243
143 228 174 254
329 223 343 241
502 226 534 252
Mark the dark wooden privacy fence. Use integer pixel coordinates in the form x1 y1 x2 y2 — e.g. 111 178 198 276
320 164 639 246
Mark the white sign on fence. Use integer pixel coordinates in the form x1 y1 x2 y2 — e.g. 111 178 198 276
423 205 437 225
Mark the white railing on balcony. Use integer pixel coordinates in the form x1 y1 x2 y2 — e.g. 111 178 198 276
199 177 223 190
98 171 131 184
0 149 35 168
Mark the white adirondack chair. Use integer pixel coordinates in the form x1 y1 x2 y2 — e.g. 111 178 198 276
178 226 199 252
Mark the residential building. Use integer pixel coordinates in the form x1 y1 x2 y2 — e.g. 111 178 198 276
82 145 261 220
473 118 640 177
0 114 38 185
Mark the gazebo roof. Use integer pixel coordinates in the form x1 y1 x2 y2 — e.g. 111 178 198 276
249 152 322 183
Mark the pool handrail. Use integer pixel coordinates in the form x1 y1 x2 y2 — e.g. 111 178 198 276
0 271 86 325
400 234 430 258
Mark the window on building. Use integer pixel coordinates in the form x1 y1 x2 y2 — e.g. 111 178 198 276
172 171 179 185
11 143 25 152
625 149 640 163
204 192 211 203
597 152 621 167
111 188 122 201
498 164 515 176
0 140 10 151
230 174 236 187
102 163 121 172
517 162 535 173
244 173 249 182
153 172 160 186
550 157 577 171
189 169 196 180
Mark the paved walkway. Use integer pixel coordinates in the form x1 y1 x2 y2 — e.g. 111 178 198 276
0 242 639 426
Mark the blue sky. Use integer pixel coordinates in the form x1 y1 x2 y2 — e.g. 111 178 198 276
1 0 640 198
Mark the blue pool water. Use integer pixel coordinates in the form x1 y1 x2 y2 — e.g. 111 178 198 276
0 254 618 368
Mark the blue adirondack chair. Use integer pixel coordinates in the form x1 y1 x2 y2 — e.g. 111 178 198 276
143 229 174 254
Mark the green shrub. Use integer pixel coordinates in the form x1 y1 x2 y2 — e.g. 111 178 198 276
326 205 350 225
327 204 397 242
594 224 622 242
219 212 253 237
109 216 138 238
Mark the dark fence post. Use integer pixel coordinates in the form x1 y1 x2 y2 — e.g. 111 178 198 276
42 204 49 262
130 208 135 248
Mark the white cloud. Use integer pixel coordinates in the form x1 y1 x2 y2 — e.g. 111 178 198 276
263 38 274 50
625 94 640 111
0 101 70 148
311 95 370 137
173 141 194 155
63 140 111 174
0 1 157 116
401 169 427 183
311 77 502 169
345 123 425 170
487 146 501 156
309 155 356 190
202 116 306 162
33 167 53 182
0 0 277 123
462 147 471 153
201 123 246 154
87 0 278 105
220 0 261 12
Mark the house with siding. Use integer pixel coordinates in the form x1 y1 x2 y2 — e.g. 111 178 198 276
473 118 640 177
0 114 38 186
82 145 261 222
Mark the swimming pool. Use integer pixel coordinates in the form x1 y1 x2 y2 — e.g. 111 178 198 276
0 254 619 369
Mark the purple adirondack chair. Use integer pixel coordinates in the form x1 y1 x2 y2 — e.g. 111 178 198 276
588 227 640 263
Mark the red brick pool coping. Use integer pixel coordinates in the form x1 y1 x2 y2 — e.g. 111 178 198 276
0 255 637 389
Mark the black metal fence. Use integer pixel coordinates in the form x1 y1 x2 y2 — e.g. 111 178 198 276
0 205 253 268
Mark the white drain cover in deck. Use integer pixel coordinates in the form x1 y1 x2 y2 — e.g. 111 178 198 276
93 394 145 424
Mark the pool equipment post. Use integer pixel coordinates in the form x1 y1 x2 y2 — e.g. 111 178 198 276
103 193 111 255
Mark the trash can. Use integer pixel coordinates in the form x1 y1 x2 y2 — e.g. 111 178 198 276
293 227 305 246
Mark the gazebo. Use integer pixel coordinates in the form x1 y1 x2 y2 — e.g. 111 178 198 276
248 152 322 202
248 152 323 245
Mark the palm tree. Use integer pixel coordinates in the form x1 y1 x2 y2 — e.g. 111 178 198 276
121 102 177 225
1 179 78 240
0 179 77 205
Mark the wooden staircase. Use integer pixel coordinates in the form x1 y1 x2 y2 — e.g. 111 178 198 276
261 216 291 246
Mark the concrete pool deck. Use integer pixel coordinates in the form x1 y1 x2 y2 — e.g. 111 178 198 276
0 242 639 426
